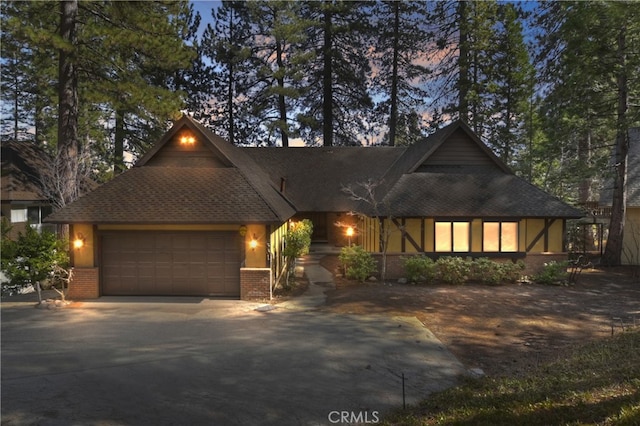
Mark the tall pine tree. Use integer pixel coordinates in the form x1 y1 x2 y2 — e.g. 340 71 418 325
296 0 372 146
535 1 640 265
371 1 430 146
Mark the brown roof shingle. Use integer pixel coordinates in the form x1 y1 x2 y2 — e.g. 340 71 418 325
1 141 49 202
381 167 584 218
46 167 287 224
245 146 405 212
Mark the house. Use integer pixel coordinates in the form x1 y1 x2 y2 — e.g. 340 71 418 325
45 116 583 300
599 127 640 265
1 141 56 239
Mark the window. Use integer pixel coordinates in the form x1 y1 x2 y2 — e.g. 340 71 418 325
27 206 40 224
483 222 518 252
435 222 470 252
11 208 27 223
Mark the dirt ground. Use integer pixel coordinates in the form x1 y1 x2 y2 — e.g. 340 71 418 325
319 256 640 377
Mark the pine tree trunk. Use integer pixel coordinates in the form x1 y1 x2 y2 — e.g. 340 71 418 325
57 0 79 207
457 0 470 121
322 1 333 147
388 1 400 147
114 109 125 174
275 34 289 147
227 7 236 145
602 24 629 266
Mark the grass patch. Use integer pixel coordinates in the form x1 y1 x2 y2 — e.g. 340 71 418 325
383 330 640 426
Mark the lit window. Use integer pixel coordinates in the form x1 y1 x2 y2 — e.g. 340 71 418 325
435 222 451 251
435 222 470 252
11 208 27 223
483 222 518 252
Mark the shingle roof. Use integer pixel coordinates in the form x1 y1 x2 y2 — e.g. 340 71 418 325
245 146 405 211
1 141 49 202
45 116 583 225
45 167 287 224
46 115 296 224
381 166 584 218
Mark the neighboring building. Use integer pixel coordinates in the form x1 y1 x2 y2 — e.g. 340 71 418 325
1 141 56 238
599 127 640 266
45 116 583 300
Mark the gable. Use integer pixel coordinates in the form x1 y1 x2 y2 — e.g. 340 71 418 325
46 115 296 225
143 125 232 168
417 128 498 170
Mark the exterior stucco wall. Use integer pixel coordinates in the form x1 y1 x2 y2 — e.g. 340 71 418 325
359 217 568 256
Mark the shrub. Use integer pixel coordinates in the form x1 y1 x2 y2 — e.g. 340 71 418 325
1 225 69 293
534 260 569 285
470 258 525 285
500 260 526 283
339 245 378 283
470 257 502 285
436 256 471 285
403 255 436 284
282 219 313 287
284 219 313 260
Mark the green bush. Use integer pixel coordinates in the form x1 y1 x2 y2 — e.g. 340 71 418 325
403 255 436 284
283 219 313 259
1 224 69 291
534 260 569 285
339 245 378 283
403 255 526 286
282 219 313 288
436 256 471 285
470 257 502 284
500 260 526 283
470 257 525 285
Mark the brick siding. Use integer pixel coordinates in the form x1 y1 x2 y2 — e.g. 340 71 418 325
240 268 271 300
68 267 100 299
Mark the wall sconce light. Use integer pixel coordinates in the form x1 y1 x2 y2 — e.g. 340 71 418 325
346 226 354 246
249 234 258 251
239 225 248 237
73 233 86 250
179 135 196 145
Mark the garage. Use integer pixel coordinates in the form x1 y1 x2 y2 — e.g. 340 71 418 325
101 231 241 297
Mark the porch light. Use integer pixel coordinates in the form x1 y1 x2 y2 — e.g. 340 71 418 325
239 225 248 237
249 234 258 250
179 135 195 145
346 226 354 246
73 233 85 250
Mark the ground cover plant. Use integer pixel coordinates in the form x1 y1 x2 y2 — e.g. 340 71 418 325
382 329 640 425
403 255 525 285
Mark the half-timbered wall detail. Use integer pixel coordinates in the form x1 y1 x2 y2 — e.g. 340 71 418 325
358 217 567 256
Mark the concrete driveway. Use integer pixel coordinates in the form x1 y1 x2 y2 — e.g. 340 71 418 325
1 297 465 426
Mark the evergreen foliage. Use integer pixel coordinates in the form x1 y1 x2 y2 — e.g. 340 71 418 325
1 224 69 290
2 0 639 265
339 245 378 283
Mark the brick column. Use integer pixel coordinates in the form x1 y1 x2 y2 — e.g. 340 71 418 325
68 267 100 299
240 268 271 300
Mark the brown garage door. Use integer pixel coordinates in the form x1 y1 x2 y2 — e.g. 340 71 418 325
101 231 241 297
